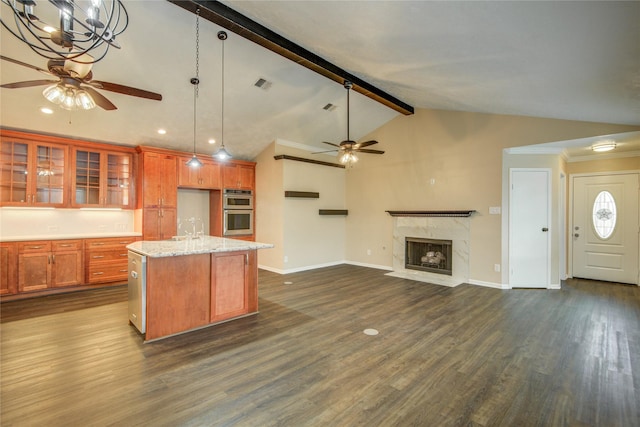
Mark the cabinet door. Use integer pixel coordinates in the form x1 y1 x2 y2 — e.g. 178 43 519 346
142 208 162 240
211 251 248 322
160 208 177 240
143 152 177 207
51 250 83 287
177 156 200 187
222 165 240 189
74 149 102 206
0 141 29 205
33 143 66 207
0 243 17 295
18 252 51 292
105 152 132 207
238 165 255 189
200 161 221 189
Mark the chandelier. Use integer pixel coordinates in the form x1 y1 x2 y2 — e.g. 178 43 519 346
0 0 129 64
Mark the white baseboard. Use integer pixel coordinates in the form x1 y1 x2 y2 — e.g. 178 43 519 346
258 260 344 275
344 261 393 271
468 279 508 289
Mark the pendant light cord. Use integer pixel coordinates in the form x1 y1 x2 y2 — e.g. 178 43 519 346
221 33 225 149
192 9 200 155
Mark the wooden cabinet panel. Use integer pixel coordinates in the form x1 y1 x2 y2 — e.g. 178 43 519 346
211 251 248 322
142 208 176 241
142 152 177 207
0 243 17 295
73 149 133 208
17 239 83 291
222 164 254 190
0 137 68 207
146 254 211 341
19 252 50 292
85 237 137 284
178 157 222 189
51 250 83 288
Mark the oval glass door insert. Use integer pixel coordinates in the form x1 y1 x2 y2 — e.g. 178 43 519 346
592 190 617 239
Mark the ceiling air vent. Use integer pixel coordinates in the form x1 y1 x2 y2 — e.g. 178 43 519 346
254 78 272 91
323 103 337 112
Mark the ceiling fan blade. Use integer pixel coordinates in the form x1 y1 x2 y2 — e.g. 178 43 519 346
312 149 338 154
355 149 385 154
355 140 378 148
83 87 117 110
90 80 162 101
0 55 53 76
322 141 341 148
1 80 58 89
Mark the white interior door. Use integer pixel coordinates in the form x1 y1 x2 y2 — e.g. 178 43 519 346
572 173 639 285
509 169 551 288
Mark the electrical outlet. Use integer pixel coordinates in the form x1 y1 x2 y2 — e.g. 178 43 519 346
284 255 288 263
494 264 501 272
367 249 372 255
489 206 501 215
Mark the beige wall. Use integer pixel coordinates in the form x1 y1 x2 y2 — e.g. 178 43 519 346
566 155 640 175
255 142 346 272
344 108 640 285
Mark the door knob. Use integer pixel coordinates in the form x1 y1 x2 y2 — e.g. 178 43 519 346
574 233 580 238
542 227 548 232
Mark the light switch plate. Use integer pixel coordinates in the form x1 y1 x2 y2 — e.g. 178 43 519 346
489 206 501 215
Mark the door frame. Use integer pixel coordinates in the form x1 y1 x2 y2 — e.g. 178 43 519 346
568 170 640 281
508 168 552 289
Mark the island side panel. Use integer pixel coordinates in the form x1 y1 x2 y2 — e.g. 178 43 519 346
246 250 258 313
210 251 249 323
146 254 211 340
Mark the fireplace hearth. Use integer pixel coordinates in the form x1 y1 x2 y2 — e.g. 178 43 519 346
405 237 453 276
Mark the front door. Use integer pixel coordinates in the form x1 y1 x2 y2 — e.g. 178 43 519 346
572 173 639 285
509 169 551 288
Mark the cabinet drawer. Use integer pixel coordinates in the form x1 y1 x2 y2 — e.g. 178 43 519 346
17 241 51 253
87 250 129 263
86 237 137 250
87 263 129 283
52 240 83 252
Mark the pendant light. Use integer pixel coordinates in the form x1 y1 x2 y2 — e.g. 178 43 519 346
186 8 203 168
214 30 232 161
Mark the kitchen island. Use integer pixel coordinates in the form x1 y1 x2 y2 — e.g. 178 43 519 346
127 236 273 342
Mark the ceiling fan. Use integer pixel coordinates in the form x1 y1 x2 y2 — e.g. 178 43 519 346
0 54 162 110
314 80 384 164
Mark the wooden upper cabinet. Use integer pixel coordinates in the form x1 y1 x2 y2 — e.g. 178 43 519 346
72 149 133 208
177 156 221 189
222 163 255 190
141 151 177 208
1 137 67 207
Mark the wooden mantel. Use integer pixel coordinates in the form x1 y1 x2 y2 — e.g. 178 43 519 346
386 210 476 217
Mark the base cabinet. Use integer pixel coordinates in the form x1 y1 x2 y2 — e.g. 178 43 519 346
211 251 248 322
17 240 83 292
85 237 137 284
0 243 17 295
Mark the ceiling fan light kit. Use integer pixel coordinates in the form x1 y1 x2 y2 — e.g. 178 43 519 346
313 80 384 167
1 0 129 64
591 141 616 152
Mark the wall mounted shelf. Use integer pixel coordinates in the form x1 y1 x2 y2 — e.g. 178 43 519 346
274 155 345 169
319 209 348 216
285 191 319 198
385 210 476 217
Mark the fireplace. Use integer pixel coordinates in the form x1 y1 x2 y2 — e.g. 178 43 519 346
405 237 452 276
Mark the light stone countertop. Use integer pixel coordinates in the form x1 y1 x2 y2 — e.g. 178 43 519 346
0 232 142 242
126 236 274 258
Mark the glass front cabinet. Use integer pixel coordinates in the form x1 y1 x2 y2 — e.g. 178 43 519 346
73 149 132 208
0 138 67 207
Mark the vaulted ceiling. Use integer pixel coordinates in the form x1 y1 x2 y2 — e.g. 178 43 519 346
1 1 639 160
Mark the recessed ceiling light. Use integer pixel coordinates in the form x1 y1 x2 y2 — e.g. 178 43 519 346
591 141 616 152
157 129 167 135
208 138 216 144
40 107 53 114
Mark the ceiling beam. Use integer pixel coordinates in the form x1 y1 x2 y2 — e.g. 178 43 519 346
167 0 414 116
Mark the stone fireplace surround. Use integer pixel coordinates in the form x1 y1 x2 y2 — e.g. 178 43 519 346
385 211 474 287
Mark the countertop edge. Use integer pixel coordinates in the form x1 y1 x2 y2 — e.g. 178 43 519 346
126 237 274 258
1 232 143 242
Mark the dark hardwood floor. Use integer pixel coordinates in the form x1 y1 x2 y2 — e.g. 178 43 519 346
1 265 639 426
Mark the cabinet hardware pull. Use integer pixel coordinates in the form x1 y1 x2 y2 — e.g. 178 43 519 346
119 269 127 272
52 255 55 264
95 242 105 246
93 272 104 275
27 246 43 249
59 244 71 247
48 255 51 264
93 255 105 259
245 253 248 265
119 254 127 257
